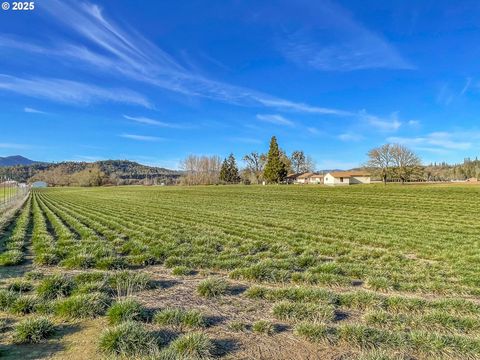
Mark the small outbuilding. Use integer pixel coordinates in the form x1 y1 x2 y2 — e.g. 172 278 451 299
324 171 371 186
32 181 48 188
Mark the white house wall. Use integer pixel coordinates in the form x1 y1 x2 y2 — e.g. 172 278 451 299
324 174 350 185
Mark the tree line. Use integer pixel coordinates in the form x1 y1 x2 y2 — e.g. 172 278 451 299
180 136 315 185
1 160 181 186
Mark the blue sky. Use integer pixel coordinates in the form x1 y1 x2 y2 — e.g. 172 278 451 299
1 0 480 169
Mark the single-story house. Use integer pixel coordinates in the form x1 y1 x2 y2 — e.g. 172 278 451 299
285 173 301 184
296 172 314 184
324 171 371 186
308 174 324 184
287 172 325 184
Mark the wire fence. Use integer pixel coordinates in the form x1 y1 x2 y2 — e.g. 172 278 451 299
0 176 30 214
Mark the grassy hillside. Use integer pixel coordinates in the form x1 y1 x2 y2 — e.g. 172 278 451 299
1 184 480 359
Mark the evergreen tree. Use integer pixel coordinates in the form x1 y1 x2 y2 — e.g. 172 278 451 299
263 136 287 183
219 153 240 183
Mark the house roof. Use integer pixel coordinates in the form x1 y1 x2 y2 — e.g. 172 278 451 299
297 172 314 179
328 170 370 178
310 174 324 179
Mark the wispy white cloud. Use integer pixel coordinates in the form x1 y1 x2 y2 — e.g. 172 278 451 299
24 107 48 114
0 1 350 116
338 132 364 141
360 110 402 132
436 84 454 106
436 78 473 106
0 143 30 149
256 114 295 127
119 134 163 142
255 98 352 116
388 131 480 152
278 2 413 71
306 127 322 136
460 77 472 96
123 115 187 128
0 74 151 108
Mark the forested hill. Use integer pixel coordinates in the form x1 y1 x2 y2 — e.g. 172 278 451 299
0 160 182 185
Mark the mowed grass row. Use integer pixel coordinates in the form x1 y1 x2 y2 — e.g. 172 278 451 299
2 185 480 358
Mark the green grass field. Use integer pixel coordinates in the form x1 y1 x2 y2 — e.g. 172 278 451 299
1 184 480 359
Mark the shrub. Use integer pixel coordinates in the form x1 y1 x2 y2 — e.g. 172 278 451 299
153 308 206 329
107 299 147 325
108 271 152 297
0 250 23 266
7 280 33 293
164 332 214 360
25 270 44 280
34 252 60 266
60 254 95 269
338 291 384 310
94 256 125 270
172 266 194 276
13 317 55 344
197 278 228 298
294 322 334 343
0 289 19 311
74 272 107 284
54 293 110 319
272 302 335 323
125 254 156 267
98 321 158 357
73 282 107 295
337 324 398 349
0 318 8 333
252 320 276 335
366 277 394 292
37 275 75 300
228 321 247 332
10 295 39 315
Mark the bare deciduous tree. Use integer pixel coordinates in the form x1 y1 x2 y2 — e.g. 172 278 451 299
180 155 222 185
366 144 393 184
242 152 266 184
291 150 315 173
390 144 422 183
367 143 422 184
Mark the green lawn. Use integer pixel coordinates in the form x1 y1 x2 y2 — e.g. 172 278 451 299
1 184 480 359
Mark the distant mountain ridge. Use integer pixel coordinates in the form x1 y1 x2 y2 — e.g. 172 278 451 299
0 155 38 167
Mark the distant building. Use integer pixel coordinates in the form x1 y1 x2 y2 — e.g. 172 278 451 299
32 181 48 188
296 172 314 184
308 174 324 184
467 177 478 183
286 172 324 184
324 171 371 186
